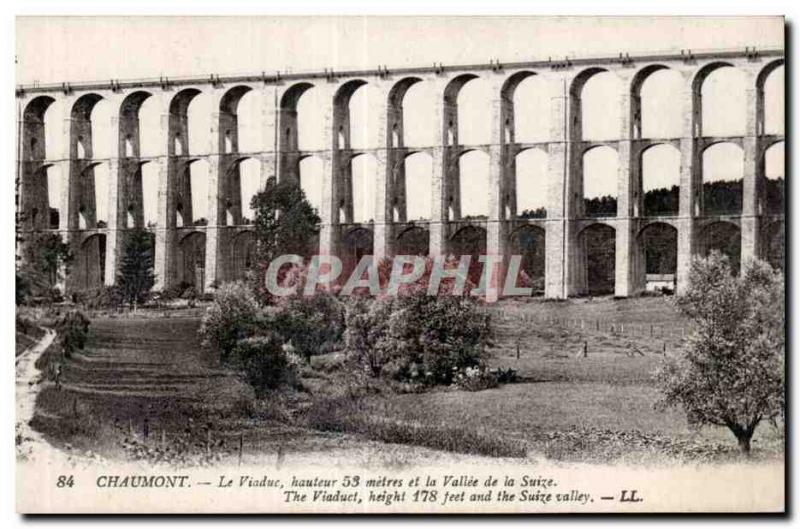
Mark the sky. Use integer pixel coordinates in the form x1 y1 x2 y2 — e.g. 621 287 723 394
16 16 785 224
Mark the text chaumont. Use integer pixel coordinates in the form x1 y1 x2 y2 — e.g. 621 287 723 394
96 475 190 488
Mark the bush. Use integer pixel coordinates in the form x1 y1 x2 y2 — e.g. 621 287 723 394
343 297 395 377
72 286 125 310
452 366 499 392
199 282 261 361
55 310 91 359
272 293 345 360
232 335 297 398
345 293 492 385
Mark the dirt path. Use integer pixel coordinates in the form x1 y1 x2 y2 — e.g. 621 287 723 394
16 327 55 461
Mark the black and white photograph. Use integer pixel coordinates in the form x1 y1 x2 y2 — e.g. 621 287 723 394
12 14 786 514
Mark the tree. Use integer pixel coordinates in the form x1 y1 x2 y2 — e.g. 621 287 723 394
117 229 155 308
199 281 261 362
654 252 784 454
250 177 320 301
18 231 72 301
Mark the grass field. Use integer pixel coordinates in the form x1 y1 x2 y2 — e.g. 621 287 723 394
28 295 784 465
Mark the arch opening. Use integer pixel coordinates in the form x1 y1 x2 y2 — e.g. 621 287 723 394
449 225 487 286
75 233 107 291
396 226 430 257
341 227 374 283
764 141 784 215
702 142 743 215
698 65 746 137
351 154 378 223
515 148 548 218
572 69 620 141
637 222 678 293
508 225 545 295
404 152 433 221
642 144 680 216
458 150 490 219
635 67 683 139
178 231 207 292
232 231 256 281
582 146 618 217
699 221 741 274
578 223 615 295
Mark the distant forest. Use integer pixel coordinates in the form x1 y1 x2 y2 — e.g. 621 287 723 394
518 178 785 219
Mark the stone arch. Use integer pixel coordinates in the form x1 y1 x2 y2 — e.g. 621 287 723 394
236 157 261 223
21 96 56 230
631 64 683 139
333 79 369 151
577 222 616 295
118 91 151 158
350 152 378 223
515 147 548 218
690 61 742 137
231 230 256 280
70 93 103 160
168 88 202 156
757 59 785 136
278 82 315 170
698 220 741 274
123 161 150 229
636 222 678 292
298 155 324 213
442 73 479 146
22 95 55 161
341 227 374 280
396 226 430 256
582 145 619 217
387 77 423 148
508 224 546 294
458 149 490 219
764 141 784 215
23 163 55 230
218 85 253 154
701 142 743 215
75 233 107 290
640 143 680 216
177 231 207 291
449 225 487 286
402 150 433 221
183 157 210 225
500 71 536 144
569 67 619 141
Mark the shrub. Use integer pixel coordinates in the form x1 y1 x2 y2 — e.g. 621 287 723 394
345 293 492 385
233 335 298 397
199 282 260 362
72 286 125 310
55 310 91 359
272 293 345 360
452 366 499 392
343 297 396 377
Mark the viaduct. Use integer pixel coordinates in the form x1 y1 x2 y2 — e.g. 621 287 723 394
16 47 785 299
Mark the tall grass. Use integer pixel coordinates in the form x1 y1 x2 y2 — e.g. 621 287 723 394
304 396 526 458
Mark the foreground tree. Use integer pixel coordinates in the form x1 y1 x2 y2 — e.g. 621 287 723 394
250 177 320 302
117 229 155 308
17 232 72 302
654 252 784 454
199 281 261 362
